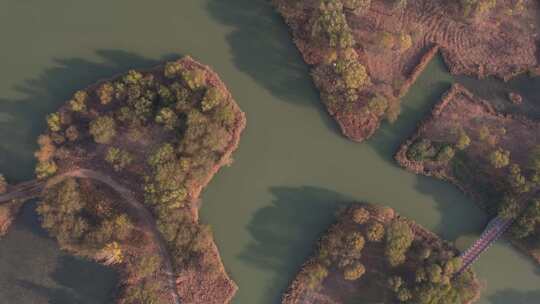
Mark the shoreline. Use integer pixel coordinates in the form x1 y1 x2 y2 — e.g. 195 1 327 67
282 204 481 304
394 84 540 265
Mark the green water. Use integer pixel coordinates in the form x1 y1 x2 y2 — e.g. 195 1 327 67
0 0 538 303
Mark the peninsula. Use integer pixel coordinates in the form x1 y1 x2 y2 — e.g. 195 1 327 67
0 56 246 304
282 204 480 304
396 84 540 264
273 0 540 142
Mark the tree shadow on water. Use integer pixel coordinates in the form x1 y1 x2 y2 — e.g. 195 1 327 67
205 0 341 136
17 255 117 304
239 186 354 303
0 49 179 180
487 288 540 304
4 202 117 303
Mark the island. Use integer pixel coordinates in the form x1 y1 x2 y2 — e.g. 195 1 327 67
396 84 540 264
282 204 480 304
273 0 540 142
0 56 246 304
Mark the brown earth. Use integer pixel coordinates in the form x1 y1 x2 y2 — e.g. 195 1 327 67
274 0 540 142
282 204 481 304
395 84 540 264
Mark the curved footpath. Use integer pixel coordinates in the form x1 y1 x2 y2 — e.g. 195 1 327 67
0 169 181 304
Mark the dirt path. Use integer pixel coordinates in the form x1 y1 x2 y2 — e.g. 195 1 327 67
0 169 181 304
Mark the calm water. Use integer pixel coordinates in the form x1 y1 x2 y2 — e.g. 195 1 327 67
0 1 538 303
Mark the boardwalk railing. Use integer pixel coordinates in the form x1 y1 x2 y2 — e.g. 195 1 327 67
455 216 514 275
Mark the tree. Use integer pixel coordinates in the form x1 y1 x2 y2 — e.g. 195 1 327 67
89 116 117 144
97 242 123 265
310 0 355 49
35 135 56 162
0 174 7 194
69 91 88 112
366 222 385 242
393 0 408 9
213 103 237 128
201 88 224 112
65 125 79 142
136 255 162 279
46 113 62 132
478 125 490 141
386 101 401 123
352 207 370 224
35 161 58 179
456 129 471 150
164 61 183 79
342 0 371 11
426 264 443 283
345 231 365 252
182 68 206 90
476 0 497 15
511 200 540 239
399 33 413 52
37 179 87 242
377 31 395 49
123 70 143 85
367 95 388 116
334 58 370 89
407 139 436 161
435 145 455 162
105 147 133 172
397 287 412 302
507 164 530 194
304 262 329 289
528 145 540 173
385 219 414 267
343 262 366 280
489 148 510 169
388 276 404 292
147 144 176 167
155 107 179 130
113 214 134 241
123 280 167 304
498 196 520 219
97 82 114 105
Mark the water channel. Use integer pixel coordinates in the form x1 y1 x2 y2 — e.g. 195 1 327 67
0 1 538 303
